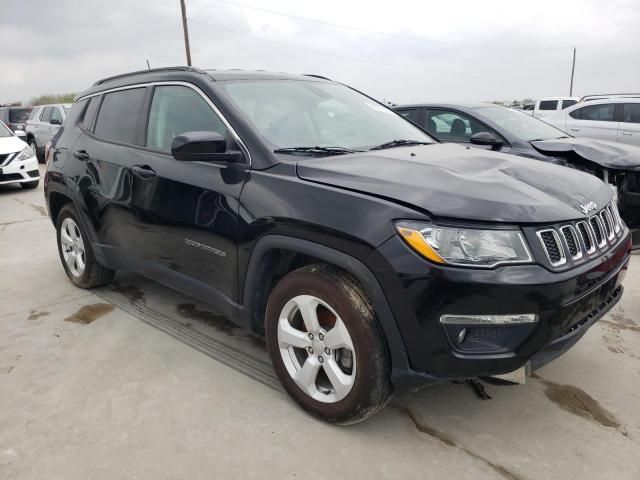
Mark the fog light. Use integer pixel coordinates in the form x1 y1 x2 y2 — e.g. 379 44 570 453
440 314 538 325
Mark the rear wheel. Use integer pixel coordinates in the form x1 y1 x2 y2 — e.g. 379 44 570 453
56 204 115 288
265 264 391 424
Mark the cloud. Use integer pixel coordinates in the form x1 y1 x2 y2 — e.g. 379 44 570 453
1 0 639 104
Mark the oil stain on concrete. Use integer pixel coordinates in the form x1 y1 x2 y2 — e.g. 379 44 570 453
27 310 49 320
112 284 145 304
64 304 115 325
535 375 625 435
176 303 237 334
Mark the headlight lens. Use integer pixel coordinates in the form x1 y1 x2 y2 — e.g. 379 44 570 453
15 146 35 162
395 221 532 268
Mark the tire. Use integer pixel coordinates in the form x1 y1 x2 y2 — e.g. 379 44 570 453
56 204 115 288
21 180 39 189
265 264 391 424
28 139 43 163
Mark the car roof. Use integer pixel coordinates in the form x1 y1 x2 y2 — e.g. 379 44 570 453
395 102 495 110
76 67 332 100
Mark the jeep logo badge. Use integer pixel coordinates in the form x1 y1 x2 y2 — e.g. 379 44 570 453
579 202 598 215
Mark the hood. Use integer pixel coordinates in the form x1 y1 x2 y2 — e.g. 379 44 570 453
296 143 613 224
0 135 27 155
530 137 640 171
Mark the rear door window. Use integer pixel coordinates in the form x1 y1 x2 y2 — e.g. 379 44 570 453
51 107 64 124
146 85 227 152
622 103 640 124
570 104 616 121
41 107 53 123
538 100 559 111
94 88 147 145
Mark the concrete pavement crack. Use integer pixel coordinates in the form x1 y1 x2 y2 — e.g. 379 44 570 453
390 405 524 480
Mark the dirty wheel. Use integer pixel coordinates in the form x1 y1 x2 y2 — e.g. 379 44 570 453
266 264 391 424
56 204 115 288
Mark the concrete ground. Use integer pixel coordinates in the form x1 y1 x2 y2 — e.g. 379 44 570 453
1 167 639 480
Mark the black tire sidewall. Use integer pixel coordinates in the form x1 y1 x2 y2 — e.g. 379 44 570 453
265 265 391 424
56 205 99 288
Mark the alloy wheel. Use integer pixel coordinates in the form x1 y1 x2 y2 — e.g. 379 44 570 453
277 294 356 403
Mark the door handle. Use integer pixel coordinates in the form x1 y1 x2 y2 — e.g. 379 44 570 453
132 164 157 178
622 132 633 136
569 128 580 132
73 150 90 160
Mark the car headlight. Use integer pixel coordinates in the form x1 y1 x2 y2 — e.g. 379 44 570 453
15 146 35 162
395 221 532 268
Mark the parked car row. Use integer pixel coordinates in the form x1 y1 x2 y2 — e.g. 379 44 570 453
0 119 40 188
396 102 640 227
0 104 72 163
43 67 633 424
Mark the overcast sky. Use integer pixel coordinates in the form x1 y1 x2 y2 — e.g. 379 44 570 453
1 0 639 104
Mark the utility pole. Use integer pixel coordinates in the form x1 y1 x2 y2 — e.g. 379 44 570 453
569 47 576 96
180 0 192 66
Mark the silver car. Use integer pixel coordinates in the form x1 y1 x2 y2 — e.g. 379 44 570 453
25 104 71 162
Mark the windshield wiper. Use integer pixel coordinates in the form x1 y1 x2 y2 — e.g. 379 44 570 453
369 139 432 151
273 146 361 155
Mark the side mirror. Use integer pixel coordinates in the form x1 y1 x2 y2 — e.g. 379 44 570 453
470 131 503 149
171 131 243 162
50 118 62 125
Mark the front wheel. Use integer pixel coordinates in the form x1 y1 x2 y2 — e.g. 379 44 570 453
265 264 391 424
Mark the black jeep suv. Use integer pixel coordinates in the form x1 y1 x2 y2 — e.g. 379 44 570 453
44 67 632 424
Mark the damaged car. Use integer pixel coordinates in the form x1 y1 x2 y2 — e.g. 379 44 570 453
45 68 632 424
395 103 640 227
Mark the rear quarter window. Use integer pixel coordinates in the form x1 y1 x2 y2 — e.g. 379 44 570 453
538 100 559 111
93 88 146 145
622 103 640 124
562 100 577 109
570 104 616 121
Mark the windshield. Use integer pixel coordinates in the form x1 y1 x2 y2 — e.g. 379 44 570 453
0 122 13 137
8 108 31 123
220 80 434 151
473 106 568 142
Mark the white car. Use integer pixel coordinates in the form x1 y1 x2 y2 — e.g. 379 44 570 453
532 97 579 119
546 97 640 147
0 121 40 189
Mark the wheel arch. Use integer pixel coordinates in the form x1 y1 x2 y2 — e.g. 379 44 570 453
240 235 406 355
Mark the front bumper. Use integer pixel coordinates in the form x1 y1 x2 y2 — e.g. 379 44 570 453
0 154 40 185
369 229 632 385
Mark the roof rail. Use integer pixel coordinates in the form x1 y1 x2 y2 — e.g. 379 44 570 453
580 93 640 102
303 74 332 81
93 66 205 86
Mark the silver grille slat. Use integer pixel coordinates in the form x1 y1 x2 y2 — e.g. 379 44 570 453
600 209 615 241
576 220 596 254
560 225 583 260
536 229 567 267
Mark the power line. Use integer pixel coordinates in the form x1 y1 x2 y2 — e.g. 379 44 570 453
187 17 447 72
194 0 570 51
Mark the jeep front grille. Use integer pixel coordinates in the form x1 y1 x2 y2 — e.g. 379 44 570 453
536 202 623 268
